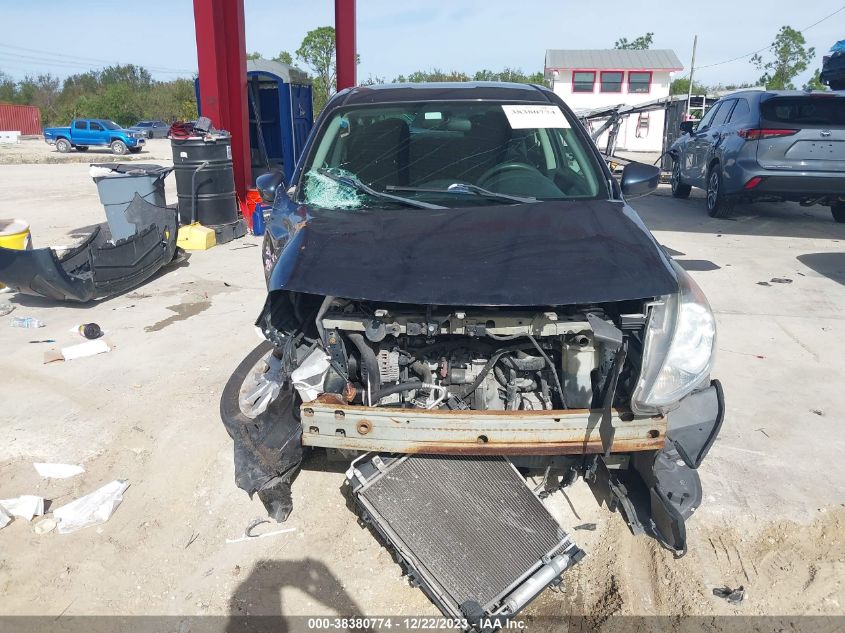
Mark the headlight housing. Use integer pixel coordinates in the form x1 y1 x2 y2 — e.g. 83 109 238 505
631 265 717 414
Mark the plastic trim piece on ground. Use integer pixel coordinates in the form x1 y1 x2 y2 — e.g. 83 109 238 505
0 194 179 303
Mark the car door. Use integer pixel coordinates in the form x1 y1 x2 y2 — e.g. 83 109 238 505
686 102 729 185
71 120 90 145
88 121 106 145
701 99 737 173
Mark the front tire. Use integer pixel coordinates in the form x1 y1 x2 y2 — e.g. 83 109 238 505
706 165 733 218
55 138 71 153
110 139 128 155
671 158 692 199
832 202 845 223
221 340 274 434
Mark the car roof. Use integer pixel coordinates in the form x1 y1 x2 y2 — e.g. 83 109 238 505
720 89 844 101
336 81 553 106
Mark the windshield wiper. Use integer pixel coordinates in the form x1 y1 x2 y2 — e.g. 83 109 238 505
387 183 537 204
316 169 446 210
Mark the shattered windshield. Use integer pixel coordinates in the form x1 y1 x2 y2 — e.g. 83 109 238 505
298 101 602 210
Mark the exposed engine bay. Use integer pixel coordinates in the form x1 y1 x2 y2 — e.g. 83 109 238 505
221 286 723 560
307 298 630 413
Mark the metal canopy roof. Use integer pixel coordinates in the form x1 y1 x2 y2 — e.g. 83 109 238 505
545 49 683 71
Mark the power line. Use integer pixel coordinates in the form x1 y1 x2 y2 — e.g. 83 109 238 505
676 4 845 77
0 43 195 75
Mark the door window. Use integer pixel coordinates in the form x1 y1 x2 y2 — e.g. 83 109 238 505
74 121 87 130
90 122 104 131
696 103 723 131
727 99 750 123
709 100 735 128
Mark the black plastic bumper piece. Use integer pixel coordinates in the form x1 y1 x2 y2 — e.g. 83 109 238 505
667 379 725 469
219 342 303 523
587 380 724 555
0 194 178 302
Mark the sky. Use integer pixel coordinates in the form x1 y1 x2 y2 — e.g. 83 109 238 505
1 0 843 88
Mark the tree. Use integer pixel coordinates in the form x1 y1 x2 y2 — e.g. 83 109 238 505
246 52 262 60
296 26 336 113
751 26 815 90
16 74 60 121
803 69 826 91
273 51 293 65
360 75 386 86
614 33 654 50
670 77 707 95
0 69 18 102
394 68 544 85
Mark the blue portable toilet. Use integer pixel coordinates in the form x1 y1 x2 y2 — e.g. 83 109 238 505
195 59 313 185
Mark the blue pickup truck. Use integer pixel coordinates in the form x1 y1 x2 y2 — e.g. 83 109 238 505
44 119 146 155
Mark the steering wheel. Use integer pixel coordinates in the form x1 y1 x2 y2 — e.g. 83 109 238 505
477 162 545 187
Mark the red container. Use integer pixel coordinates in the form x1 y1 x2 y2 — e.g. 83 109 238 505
0 103 42 136
243 189 262 232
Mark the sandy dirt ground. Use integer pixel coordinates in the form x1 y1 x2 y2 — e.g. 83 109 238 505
0 161 843 630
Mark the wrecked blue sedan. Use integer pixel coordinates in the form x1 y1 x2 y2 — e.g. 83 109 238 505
222 82 725 626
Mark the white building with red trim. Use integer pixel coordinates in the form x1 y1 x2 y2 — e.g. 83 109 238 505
545 49 683 153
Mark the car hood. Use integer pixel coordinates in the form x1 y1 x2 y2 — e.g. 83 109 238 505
267 199 679 306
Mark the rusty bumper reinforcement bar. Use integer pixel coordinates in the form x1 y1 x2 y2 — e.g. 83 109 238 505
301 400 666 455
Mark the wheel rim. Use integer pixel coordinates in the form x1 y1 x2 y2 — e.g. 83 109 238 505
707 171 718 209
671 163 680 191
114 143 124 154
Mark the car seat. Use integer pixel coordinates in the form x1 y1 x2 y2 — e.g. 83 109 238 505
344 119 410 188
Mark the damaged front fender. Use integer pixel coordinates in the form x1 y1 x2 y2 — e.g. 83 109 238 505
220 341 303 522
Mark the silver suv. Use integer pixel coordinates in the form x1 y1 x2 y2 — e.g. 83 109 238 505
669 90 845 222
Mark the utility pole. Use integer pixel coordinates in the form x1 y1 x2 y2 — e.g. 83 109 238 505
686 35 698 119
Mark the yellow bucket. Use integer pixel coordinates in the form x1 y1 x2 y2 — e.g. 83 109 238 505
0 219 31 290
0 219 31 250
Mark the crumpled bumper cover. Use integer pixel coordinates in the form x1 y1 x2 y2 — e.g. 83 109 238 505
588 380 725 555
219 340 304 522
0 194 177 303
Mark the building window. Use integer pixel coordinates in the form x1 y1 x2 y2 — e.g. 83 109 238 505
628 71 652 94
600 71 623 93
572 71 596 93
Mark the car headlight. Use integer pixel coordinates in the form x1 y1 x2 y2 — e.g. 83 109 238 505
631 264 717 414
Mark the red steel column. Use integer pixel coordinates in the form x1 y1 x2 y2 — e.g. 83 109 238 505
335 0 357 90
193 0 251 205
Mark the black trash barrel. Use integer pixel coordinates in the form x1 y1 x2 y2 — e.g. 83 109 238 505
171 134 238 226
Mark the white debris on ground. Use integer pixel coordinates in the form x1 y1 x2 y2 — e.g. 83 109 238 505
53 480 129 534
33 462 85 479
60 339 111 361
0 504 12 529
0 495 45 520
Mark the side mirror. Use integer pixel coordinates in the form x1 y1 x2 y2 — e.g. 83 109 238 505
256 170 287 204
679 120 696 135
620 162 660 196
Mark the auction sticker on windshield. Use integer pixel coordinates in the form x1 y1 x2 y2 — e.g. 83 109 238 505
501 104 570 129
